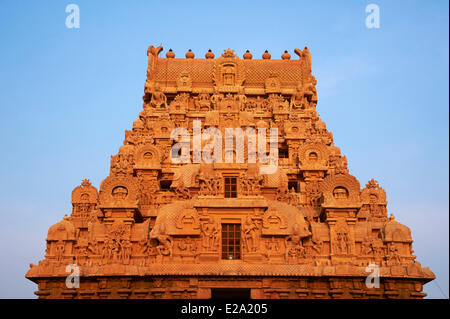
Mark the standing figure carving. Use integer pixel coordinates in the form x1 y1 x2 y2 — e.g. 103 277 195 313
243 216 259 252
201 217 220 251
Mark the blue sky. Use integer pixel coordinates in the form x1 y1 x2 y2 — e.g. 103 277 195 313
0 0 448 298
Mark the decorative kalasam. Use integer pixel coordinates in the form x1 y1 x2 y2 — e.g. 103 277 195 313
26 47 434 299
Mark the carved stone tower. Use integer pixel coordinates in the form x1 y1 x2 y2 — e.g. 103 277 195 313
26 46 434 299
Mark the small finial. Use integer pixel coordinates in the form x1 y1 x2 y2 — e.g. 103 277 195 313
166 49 175 58
243 50 252 59
281 50 291 60
262 50 271 59
81 179 91 187
205 49 214 59
185 49 195 59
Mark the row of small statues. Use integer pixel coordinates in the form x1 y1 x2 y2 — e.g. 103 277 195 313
49 230 407 266
144 86 317 112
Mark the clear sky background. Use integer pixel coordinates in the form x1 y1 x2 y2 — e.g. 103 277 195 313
0 0 448 298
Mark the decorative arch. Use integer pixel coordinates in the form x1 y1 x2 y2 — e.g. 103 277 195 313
298 142 328 169
99 175 139 208
134 144 162 169
320 173 361 207
71 179 98 205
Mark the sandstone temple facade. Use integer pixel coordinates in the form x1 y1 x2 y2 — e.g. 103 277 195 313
26 46 435 299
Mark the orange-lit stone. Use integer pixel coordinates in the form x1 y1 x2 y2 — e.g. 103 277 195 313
25 45 434 299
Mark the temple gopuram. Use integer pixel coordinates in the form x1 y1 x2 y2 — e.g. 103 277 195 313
26 46 435 299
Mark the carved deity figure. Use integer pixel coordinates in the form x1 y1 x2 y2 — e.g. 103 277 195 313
240 178 250 195
55 241 65 263
240 175 263 196
338 232 347 254
111 153 134 176
178 237 198 263
139 188 156 206
288 188 300 206
171 92 189 110
361 237 374 256
343 232 352 254
201 217 220 251
292 87 308 110
303 77 318 106
387 245 402 265
195 92 211 110
178 237 196 253
284 222 310 262
285 237 305 262
263 237 280 261
111 239 121 262
276 186 289 202
243 216 259 252
210 89 223 110
198 167 222 196
254 96 268 112
267 94 289 112
304 180 321 208
87 240 98 255
236 88 247 110
266 237 279 253
137 239 149 255
311 238 323 255
155 234 173 256
120 240 132 264
334 156 348 175
150 85 167 109
101 237 114 264
76 242 88 258
249 176 263 195
333 230 352 255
